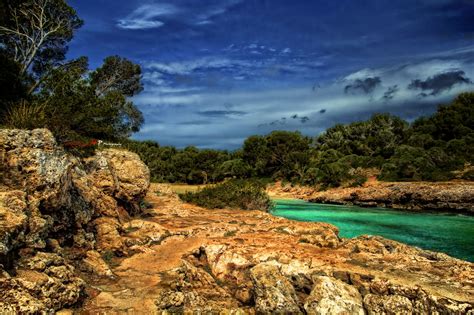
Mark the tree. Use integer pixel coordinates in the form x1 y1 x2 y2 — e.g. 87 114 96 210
35 56 144 141
91 56 143 97
0 0 82 85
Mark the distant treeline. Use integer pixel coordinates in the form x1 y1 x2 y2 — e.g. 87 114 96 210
124 92 474 188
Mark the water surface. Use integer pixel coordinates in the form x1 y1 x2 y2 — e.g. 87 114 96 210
272 199 474 262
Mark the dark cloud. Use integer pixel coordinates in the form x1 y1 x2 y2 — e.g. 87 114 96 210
382 85 399 101
300 116 309 123
408 70 472 96
319 109 327 114
344 77 382 94
197 110 247 117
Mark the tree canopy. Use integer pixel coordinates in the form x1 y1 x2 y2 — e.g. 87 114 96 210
0 0 144 142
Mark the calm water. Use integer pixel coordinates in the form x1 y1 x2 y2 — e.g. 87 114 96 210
271 199 474 262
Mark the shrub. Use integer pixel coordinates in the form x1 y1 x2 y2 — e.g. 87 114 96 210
179 179 273 211
3 100 46 129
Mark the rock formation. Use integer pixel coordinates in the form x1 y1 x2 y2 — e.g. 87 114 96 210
0 129 149 312
269 181 474 214
1 129 473 313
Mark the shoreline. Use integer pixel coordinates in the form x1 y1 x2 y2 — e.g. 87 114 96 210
267 180 474 216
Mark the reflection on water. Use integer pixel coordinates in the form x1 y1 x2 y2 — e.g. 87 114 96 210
272 199 474 262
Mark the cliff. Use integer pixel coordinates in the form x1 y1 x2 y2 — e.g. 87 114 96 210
1 129 473 313
269 181 474 214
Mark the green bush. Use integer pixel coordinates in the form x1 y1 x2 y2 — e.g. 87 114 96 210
179 179 273 211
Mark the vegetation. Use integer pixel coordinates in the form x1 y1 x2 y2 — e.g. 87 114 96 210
0 1 472 198
0 0 144 142
125 93 474 188
179 179 273 211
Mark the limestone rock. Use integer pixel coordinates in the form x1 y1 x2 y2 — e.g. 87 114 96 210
93 217 124 254
304 276 364 315
0 191 28 256
364 294 413 314
156 261 240 312
82 250 114 278
84 149 150 213
0 252 85 312
250 263 302 314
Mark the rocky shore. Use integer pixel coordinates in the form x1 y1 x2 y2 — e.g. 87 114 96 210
1 129 473 313
268 180 474 215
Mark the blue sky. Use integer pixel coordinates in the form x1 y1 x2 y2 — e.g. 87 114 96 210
68 0 474 149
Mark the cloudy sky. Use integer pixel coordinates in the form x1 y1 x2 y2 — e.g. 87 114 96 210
68 0 474 149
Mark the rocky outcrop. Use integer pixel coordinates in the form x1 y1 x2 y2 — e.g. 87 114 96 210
79 183 471 314
269 181 474 214
0 129 149 312
1 129 473 314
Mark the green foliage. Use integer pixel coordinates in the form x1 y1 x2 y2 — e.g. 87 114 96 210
0 0 144 143
242 131 311 181
179 179 273 211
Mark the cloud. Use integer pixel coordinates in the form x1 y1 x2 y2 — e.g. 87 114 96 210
344 77 382 94
408 70 472 96
117 4 177 30
117 0 242 30
382 85 399 101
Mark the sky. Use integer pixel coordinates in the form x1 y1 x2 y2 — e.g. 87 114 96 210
68 0 474 149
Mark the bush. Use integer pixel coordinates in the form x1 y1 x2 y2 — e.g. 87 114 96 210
3 100 46 129
179 179 273 211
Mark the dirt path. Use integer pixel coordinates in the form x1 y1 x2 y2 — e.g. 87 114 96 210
79 183 474 313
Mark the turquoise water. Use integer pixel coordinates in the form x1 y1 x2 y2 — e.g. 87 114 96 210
271 199 474 262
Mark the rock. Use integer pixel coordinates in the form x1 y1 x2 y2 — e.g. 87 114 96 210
93 217 124 254
0 191 28 256
0 252 85 312
250 263 302 314
304 276 364 315
82 250 114 278
363 294 413 315
83 149 150 214
155 261 240 312
0 129 151 312
203 244 251 282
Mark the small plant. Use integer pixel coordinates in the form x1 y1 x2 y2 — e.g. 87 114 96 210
274 226 290 234
224 230 237 237
101 250 115 265
125 225 140 233
140 200 153 210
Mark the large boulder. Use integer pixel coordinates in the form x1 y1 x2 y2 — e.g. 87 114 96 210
304 276 365 315
250 263 302 314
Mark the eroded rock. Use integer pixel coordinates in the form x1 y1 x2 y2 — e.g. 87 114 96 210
304 276 364 315
250 263 302 314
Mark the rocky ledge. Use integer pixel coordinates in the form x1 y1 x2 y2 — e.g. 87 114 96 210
269 181 474 214
1 129 473 313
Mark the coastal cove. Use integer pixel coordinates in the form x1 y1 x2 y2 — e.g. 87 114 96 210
271 199 474 262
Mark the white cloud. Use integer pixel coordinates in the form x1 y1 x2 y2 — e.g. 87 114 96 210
117 0 243 30
117 4 178 30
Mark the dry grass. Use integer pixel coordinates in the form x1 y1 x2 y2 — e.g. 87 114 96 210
3 100 46 129
167 184 213 195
